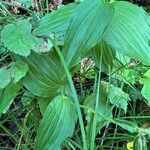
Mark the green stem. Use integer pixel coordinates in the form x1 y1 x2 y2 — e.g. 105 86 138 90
51 39 88 150
90 48 103 150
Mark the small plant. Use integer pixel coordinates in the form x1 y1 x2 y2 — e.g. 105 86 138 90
0 0 150 149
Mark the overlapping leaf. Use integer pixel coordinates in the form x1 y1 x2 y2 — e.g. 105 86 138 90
1 19 41 56
34 95 77 150
33 3 77 44
84 83 112 146
18 51 66 97
90 40 115 72
106 83 130 113
103 1 150 65
62 0 114 67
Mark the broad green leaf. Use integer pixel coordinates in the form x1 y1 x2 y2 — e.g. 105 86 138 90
63 0 114 67
15 51 66 97
113 119 138 133
33 3 77 44
106 83 130 113
103 1 150 65
0 61 28 88
0 67 11 89
1 19 40 56
90 40 115 72
0 81 22 114
34 95 77 150
10 61 29 83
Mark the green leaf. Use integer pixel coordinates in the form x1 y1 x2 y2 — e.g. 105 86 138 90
63 0 114 67
10 61 29 83
38 97 53 115
21 91 35 106
33 3 77 44
90 40 115 72
106 83 130 113
84 83 112 146
14 51 66 97
0 81 22 114
0 67 11 89
34 95 77 150
140 70 150 106
113 119 138 133
0 61 28 89
1 19 40 56
103 1 150 65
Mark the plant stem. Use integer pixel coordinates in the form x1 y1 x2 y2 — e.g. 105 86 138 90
90 48 103 150
51 39 88 150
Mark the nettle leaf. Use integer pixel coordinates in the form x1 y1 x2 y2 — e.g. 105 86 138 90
0 81 22 114
0 67 11 89
63 0 114 67
90 40 115 72
106 83 130 113
34 95 77 150
1 19 40 56
17 51 66 97
33 3 77 44
103 1 150 65
0 61 28 89
10 61 29 83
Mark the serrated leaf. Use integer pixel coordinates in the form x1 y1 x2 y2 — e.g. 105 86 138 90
1 19 40 56
0 81 22 114
0 61 28 89
34 95 77 150
10 61 29 83
103 1 150 65
33 3 77 44
0 67 11 89
63 0 114 67
107 83 130 113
